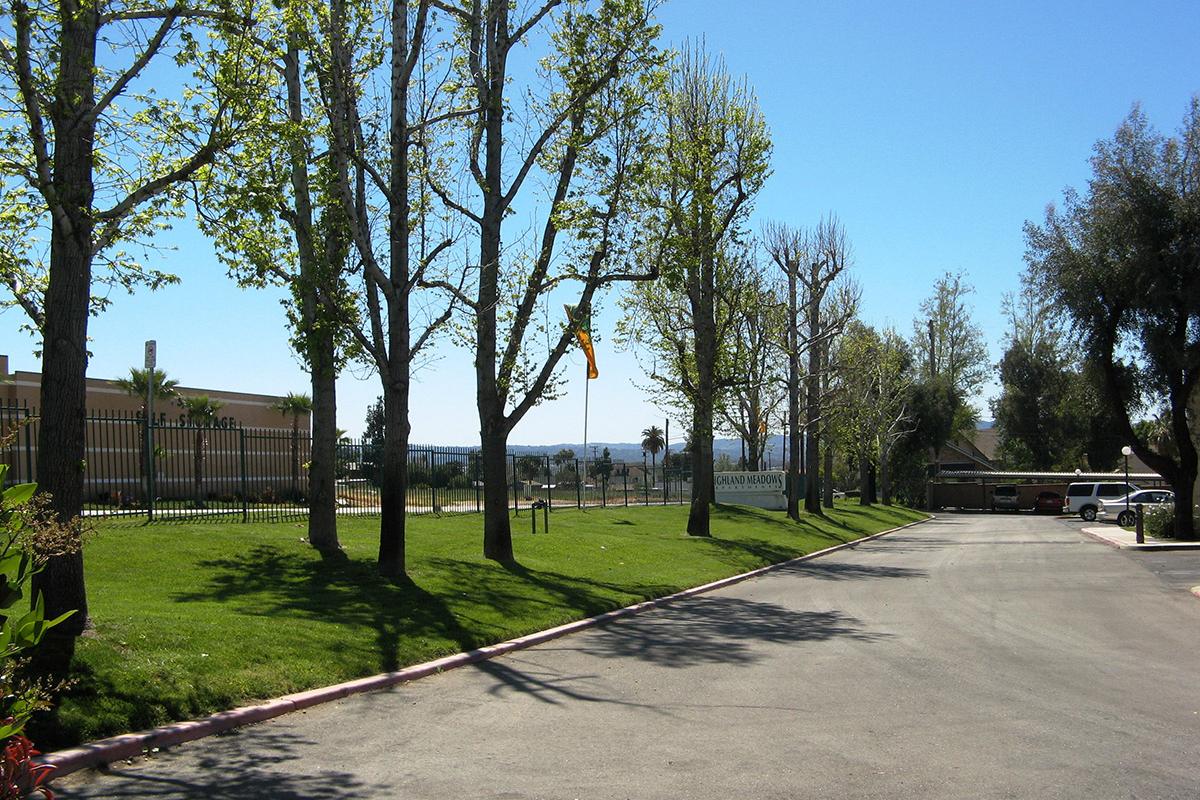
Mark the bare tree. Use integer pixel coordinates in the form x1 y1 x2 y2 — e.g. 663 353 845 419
767 216 854 516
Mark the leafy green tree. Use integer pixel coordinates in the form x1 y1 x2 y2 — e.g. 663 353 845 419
832 322 913 505
177 395 224 507
636 42 770 537
641 425 664 489
273 392 312 502
115 367 178 499
430 0 667 561
1 0 267 664
590 447 614 487
361 398 385 487
906 272 987 478
552 448 577 486
197 0 356 555
993 342 1073 469
912 271 989 397
1025 102 1200 538
114 368 179 412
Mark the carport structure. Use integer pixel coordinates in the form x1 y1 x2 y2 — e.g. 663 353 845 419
929 470 1169 511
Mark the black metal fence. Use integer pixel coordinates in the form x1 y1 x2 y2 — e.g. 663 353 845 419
1 404 691 524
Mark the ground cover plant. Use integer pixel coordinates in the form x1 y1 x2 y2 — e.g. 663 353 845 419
32 502 924 749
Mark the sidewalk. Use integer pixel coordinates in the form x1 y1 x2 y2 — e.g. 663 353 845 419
1081 525 1200 551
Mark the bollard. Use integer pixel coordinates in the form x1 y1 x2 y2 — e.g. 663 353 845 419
531 503 537 535
543 498 549 533
1135 503 1144 544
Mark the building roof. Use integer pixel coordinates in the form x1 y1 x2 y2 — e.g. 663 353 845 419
934 470 1165 482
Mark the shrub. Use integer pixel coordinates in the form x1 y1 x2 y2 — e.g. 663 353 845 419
1144 503 1200 539
1144 504 1176 538
0 735 54 799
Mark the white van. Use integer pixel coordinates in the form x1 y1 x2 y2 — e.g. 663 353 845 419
1064 481 1139 521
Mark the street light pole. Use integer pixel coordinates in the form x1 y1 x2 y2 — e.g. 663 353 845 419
1121 445 1133 521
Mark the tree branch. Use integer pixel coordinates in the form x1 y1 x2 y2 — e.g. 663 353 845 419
86 10 181 125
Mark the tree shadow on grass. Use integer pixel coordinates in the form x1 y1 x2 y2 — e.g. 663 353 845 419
170 544 481 673
53 727 384 799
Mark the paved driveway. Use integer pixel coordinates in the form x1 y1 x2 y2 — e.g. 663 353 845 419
57 513 1200 799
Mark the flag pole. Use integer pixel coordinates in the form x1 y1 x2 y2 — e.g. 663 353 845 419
582 366 590 510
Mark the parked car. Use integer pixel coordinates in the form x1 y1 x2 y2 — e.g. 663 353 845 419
1097 489 1174 526
1063 481 1140 521
991 484 1021 511
1034 491 1063 514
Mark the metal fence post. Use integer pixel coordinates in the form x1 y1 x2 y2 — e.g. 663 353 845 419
575 459 582 509
623 467 628 507
545 454 552 512
239 427 249 523
511 454 519 515
146 410 156 523
475 453 481 513
23 405 34 485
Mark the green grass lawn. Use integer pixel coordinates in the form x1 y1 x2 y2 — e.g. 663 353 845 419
33 501 925 749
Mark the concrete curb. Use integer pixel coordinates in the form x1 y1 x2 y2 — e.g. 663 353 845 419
42 514 931 777
1080 526 1200 551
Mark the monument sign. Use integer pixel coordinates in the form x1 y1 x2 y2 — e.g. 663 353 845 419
714 471 786 510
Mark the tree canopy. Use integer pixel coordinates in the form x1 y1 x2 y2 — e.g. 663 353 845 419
1025 101 1200 538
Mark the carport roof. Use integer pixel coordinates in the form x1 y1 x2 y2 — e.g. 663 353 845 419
934 470 1165 481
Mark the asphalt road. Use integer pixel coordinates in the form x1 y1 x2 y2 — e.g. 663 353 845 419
57 513 1200 799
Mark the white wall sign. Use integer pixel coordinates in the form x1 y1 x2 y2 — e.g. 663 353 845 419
714 471 787 510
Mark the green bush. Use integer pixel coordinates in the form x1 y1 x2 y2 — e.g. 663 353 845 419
1144 504 1176 538
1143 503 1200 539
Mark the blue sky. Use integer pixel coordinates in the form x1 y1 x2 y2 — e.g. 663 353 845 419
4 0 1199 445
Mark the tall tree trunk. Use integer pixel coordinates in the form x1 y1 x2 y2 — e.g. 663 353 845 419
786 262 802 521
823 438 835 509
687 248 716 537
307 337 339 550
480 416 513 560
804 340 822 514
285 32 340 552
858 455 870 506
880 442 893 506
475 0 514 560
32 0 100 669
377 375 409 576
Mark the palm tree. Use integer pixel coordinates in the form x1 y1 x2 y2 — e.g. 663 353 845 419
115 368 179 498
274 393 313 502
641 425 665 492
178 395 223 507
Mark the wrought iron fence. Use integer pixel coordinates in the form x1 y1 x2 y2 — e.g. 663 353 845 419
0 404 691 524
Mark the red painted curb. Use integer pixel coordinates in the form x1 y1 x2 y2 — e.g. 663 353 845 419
42 514 931 777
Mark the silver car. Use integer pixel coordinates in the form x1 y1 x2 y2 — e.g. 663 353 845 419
1097 489 1174 527
991 484 1021 512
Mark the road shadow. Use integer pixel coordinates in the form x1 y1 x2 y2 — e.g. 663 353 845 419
567 594 887 669
780 560 927 581
53 728 383 799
